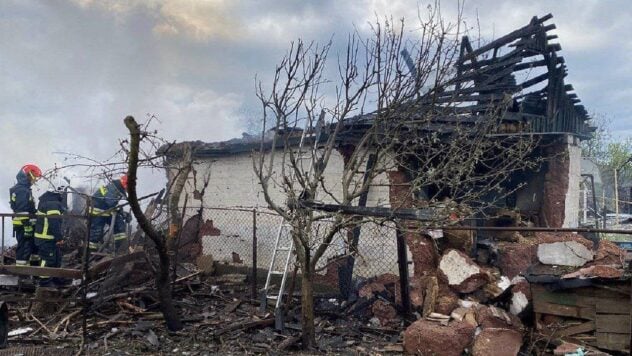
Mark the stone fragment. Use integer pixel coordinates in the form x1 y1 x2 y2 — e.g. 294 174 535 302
589 240 626 266
439 249 489 293
561 265 623 279
403 319 476 356
450 307 469 321
476 305 523 330
496 242 538 279
535 232 594 249
409 278 425 310
472 328 523 356
537 241 593 267
422 276 438 317
435 284 460 315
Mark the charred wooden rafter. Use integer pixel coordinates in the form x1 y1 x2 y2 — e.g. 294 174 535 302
422 13 591 137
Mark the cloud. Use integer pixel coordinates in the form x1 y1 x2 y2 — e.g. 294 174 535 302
145 84 245 142
69 0 242 41
154 0 241 41
0 0 630 219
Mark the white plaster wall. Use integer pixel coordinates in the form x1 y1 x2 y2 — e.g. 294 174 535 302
563 136 582 228
170 150 398 278
177 149 393 211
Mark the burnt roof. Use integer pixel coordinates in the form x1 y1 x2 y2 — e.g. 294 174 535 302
163 14 593 160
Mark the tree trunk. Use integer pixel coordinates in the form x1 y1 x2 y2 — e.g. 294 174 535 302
124 116 183 332
300 265 316 348
157 246 183 331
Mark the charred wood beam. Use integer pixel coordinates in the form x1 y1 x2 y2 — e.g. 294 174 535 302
459 51 523 72
436 84 519 97
478 66 518 87
0 265 82 279
299 200 440 221
520 71 550 90
342 154 377 299
459 56 522 78
458 14 553 63
450 64 517 86
425 93 511 105
430 104 500 114
508 37 537 48
546 43 562 52
514 59 548 71
301 201 632 235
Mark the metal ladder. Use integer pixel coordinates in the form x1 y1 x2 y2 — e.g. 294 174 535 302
260 111 325 330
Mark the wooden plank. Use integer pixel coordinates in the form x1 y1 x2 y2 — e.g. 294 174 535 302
533 301 595 320
555 321 595 337
596 332 629 352
596 314 630 334
596 301 631 314
532 285 630 314
0 265 82 279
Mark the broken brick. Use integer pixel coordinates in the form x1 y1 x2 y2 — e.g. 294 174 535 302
589 240 626 266
496 242 538 279
476 305 523 331
403 319 476 356
438 249 489 294
472 328 523 356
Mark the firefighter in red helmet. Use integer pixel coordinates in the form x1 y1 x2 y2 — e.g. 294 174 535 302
9 164 42 266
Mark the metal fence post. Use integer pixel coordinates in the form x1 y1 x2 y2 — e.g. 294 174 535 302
82 204 92 340
396 225 411 321
1 216 4 266
251 209 258 300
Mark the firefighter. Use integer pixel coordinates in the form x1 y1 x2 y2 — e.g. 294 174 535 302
34 190 66 287
9 164 42 266
89 175 128 251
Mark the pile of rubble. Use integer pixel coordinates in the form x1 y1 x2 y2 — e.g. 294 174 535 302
355 213 628 355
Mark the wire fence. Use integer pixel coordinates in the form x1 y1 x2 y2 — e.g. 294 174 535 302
182 206 401 295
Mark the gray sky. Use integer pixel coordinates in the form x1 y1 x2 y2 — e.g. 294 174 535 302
1 0 630 214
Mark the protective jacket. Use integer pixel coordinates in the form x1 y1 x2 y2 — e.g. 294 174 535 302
90 180 125 216
9 170 36 225
34 191 65 241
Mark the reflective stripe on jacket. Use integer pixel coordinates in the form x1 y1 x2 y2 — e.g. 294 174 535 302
34 209 62 240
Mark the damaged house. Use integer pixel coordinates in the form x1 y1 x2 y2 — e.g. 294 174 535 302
161 14 630 354
162 13 591 270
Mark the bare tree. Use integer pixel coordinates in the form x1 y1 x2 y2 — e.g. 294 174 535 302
50 114 199 332
125 116 184 331
253 8 542 348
